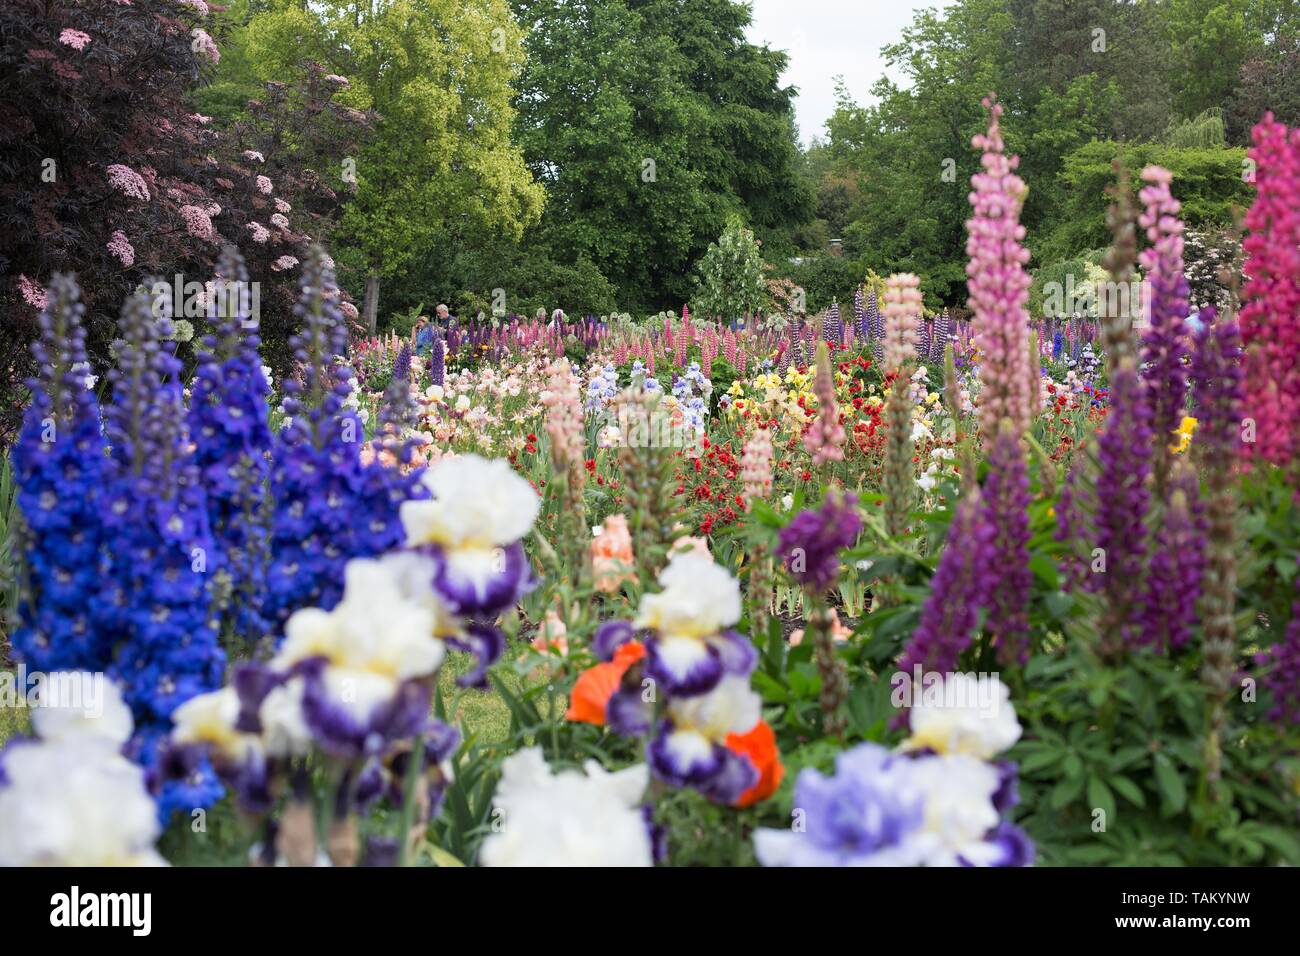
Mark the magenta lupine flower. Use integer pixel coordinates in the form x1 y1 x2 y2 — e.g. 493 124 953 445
898 487 995 675
191 28 220 64
1137 166 1191 463
179 204 216 242
1239 115 1300 467
106 164 150 201
981 424 1032 667
1139 463 1205 651
966 96 1033 440
58 29 92 50
106 230 134 268
1092 362 1153 651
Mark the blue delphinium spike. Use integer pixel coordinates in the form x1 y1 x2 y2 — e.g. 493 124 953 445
99 283 226 817
11 275 109 672
188 246 274 647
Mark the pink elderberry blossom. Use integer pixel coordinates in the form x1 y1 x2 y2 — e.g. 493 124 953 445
178 0 210 15
191 28 220 65
325 74 350 88
204 201 221 217
274 198 291 213
255 175 273 195
243 150 264 163
191 113 211 125
965 95 1033 440
18 275 48 309
179 204 216 243
270 213 290 230
340 301 359 320
271 255 299 272
245 221 270 243
106 230 135 268
58 29 92 50
106 164 150 201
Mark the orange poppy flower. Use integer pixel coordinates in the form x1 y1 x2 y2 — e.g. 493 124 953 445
565 641 646 725
726 720 783 808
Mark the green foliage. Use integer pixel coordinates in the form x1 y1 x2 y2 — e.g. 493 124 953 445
776 255 863 314
241 0 544 288
692 216 767 319
1014 643 1299 866
1037 141 1252 264
509 0 812 312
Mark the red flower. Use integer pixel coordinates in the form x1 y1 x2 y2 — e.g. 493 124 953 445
565 642 646 725
727 720 783 808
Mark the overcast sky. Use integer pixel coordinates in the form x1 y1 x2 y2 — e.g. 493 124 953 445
745 0 955 145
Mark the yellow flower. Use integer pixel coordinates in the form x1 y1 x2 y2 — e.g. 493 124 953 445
1169 416 1198 454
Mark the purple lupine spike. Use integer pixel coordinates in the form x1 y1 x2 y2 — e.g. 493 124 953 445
853 286 865 339
1092 361 1153 655
826 299 843 345
898 486 996 675
981 423 1033 666
934 309 952 362
1140 461 1205 651
1138 166 1192 489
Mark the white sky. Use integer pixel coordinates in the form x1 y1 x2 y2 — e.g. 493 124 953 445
745 0 955 145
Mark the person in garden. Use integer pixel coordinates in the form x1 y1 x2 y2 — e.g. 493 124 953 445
414 315 435 357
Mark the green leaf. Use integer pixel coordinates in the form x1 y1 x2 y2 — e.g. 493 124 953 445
1108 775 1146 808
1087 776 1116 823
1153 753 1187 814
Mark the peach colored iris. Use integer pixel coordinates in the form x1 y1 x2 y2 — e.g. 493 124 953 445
726 720 783 808
565 641 646 725
787 608 852 647
591 514 636 593
670 535 711 560
530 610 569 656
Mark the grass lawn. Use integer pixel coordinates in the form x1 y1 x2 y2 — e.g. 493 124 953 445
0 684 28 745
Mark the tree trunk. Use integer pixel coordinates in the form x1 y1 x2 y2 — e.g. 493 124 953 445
363 274 380 337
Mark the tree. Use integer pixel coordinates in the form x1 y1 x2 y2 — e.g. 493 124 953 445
1037 140 1252 264
0 0 360 438
242 0 545 331
692 216 766 320
509 0 811 311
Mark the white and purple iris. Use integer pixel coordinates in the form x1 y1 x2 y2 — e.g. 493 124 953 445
399 454 539 622
605 554 765 804
634 554 755 697
754 743 1031 867
649 675 762 804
